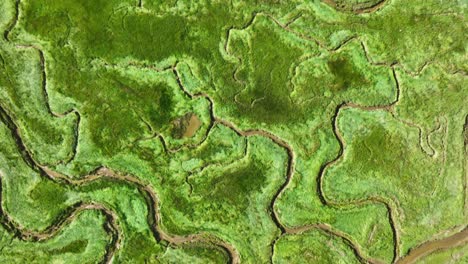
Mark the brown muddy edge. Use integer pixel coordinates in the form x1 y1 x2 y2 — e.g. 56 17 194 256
0 103 240 263
396 226 468 264
1 3 465 263
321 0 390 14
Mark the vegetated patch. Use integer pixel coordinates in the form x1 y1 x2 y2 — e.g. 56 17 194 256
274 229 360 263
159 244 230 264
203 161 268 209
1 0 465 263
226 16 307 124
327 56 368 92
28 180 70 216
49 240 88 254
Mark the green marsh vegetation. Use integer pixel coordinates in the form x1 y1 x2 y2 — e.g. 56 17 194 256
0 0 466 263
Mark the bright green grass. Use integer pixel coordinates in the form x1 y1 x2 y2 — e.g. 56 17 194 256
0 0 465 263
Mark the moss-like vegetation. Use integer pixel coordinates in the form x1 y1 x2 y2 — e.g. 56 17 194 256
0 209 110 264
159 245 229 264
273 229 360 263
0 0 465 263
323 64 467 254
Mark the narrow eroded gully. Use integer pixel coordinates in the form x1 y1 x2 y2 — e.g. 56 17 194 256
396 226 468 264
1 1 466 263
0 103 239 264
173 63 389 264
321 0 390 14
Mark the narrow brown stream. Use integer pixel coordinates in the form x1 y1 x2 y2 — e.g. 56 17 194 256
397 227 468 264
0 102 240 264
2 5 464 263
321 0 389 14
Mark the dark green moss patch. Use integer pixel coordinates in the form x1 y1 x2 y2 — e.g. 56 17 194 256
200 161 267 209
327 57 368 91
49 240 88 254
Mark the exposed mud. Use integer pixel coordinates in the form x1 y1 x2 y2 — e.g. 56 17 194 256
322 0 389 14
184 114 201 137
171 113 201 139
397 226 468 264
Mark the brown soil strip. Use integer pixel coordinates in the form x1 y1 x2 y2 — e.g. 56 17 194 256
322 0 337 8
396 227 468 264
354 0 389 14
321 0 389 14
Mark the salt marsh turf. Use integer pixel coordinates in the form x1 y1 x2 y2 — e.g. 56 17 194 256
0 0 466 263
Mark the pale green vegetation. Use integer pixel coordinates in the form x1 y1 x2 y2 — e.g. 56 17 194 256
0 0 466 263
